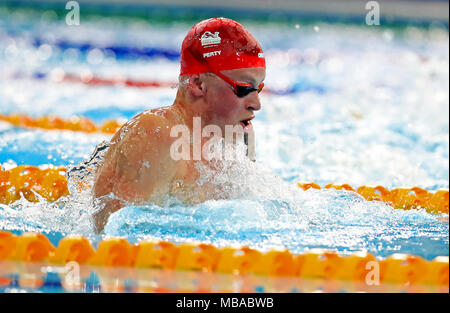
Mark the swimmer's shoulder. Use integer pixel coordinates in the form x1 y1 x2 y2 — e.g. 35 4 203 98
96 108 179 197
138 107 178 134
110 107 176 144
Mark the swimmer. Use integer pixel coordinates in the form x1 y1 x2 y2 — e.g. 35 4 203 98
92 18 266 233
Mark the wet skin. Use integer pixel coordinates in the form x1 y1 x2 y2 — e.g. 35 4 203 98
92 67 266 232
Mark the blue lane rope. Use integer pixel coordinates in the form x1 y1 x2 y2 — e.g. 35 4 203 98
31 37 181 61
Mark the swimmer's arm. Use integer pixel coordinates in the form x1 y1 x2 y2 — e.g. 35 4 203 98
92 114 176 232
92 137 127 233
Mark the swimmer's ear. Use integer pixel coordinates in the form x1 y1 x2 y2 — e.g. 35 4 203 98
187 74 205 97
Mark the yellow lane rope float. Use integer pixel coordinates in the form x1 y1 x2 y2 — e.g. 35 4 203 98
0 231 448 289
0 165 448 213
298 182 449 214
0 114 122 134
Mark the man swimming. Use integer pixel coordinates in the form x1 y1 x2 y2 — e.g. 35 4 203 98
92 18 266 233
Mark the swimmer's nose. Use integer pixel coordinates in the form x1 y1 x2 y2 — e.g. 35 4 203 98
245 92 261 112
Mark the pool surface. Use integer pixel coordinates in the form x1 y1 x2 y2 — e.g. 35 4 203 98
0 3 448 286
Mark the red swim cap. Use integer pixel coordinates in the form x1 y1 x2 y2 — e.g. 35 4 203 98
179 17 266 76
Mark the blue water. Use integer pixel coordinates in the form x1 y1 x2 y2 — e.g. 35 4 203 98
0 7 448 262
104 194 448 259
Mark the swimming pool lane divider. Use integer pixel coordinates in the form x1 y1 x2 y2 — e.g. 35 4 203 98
0 165 448 214
0 113 123 134
0 230 448 292
30 37 181 61
28 71 177 89
11 70 309 95
2 29 180 61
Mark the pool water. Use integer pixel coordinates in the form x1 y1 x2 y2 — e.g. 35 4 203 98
0 7 448 262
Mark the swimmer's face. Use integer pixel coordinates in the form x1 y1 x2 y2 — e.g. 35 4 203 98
202 67 265 133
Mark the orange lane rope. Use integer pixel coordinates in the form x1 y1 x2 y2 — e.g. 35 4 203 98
298 182 449 214
0 114 123 134
0 231 448 287
0 165 448 213
0 165 69 204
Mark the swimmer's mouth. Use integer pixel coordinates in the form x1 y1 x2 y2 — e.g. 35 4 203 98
240 116 254 130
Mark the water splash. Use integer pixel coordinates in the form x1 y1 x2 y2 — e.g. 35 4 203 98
66 140 110 196
0 141 112 243
101 142 448 260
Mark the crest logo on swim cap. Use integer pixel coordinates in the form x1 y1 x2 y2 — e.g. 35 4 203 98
201 31 221 47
